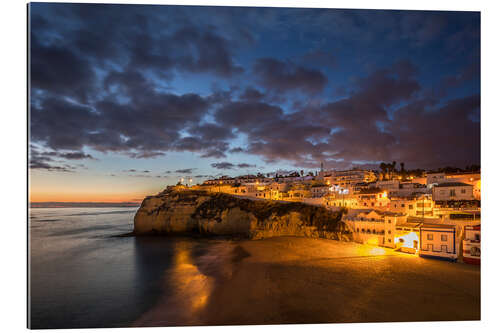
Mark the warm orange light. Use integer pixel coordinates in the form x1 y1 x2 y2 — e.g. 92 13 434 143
369 247 386 255
395 231 419 252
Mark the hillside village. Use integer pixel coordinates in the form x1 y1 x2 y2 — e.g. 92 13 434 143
182 164 481 264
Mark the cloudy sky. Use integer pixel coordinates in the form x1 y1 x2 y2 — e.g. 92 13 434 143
29 3 480 202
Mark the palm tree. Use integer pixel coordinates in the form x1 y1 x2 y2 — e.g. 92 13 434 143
379 162 387 180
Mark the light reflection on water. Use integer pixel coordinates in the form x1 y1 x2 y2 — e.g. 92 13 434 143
29 207 228 329
133 241 215 326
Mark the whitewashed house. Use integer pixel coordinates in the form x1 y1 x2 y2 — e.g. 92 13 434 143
432 182 474 201
419 223 457 260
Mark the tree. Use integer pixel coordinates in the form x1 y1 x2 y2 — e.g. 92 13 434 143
379 162 387 180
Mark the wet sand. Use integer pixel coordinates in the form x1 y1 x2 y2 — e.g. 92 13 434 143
137 236 480 326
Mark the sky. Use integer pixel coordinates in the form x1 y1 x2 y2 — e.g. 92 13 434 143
28 3 480 202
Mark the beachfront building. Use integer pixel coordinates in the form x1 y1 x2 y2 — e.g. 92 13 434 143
419 223 458 261
343 210 406 247
393 221 422 254
463 225 481 265
432 182 474 202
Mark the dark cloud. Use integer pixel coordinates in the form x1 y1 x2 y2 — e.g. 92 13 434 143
57 152 95 160
29 4 479 170
299 50 336 69
29 146 85 172
210 162 257 170
237 163 256 168
239 87 265 101
175 168 196 174
229 147 245 154
253 58 328 95
29 158 75 172
211 162 235 170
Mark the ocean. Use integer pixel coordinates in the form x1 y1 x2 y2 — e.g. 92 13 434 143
28 207 232 329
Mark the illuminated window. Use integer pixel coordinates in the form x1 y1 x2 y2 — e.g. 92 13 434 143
427 233 433 240
441 234 447 241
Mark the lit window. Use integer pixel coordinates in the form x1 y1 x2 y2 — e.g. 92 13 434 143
427 234 433 240
441 234 447 241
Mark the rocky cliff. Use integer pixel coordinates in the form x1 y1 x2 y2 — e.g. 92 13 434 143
134 187 352 241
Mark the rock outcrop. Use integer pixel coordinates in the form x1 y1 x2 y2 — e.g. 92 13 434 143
134 187 352 241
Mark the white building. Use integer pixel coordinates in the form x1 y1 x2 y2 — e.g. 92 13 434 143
419 223 457 260
432 182 474 201
463 225 480 264
343 210 406 247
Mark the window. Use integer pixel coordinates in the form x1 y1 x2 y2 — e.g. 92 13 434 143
450 189 456 197
356 228 359 232
388 239 391 243
388 230 391 234
401 204 405 208
441 234 447 241
409 205 413 209
461 189 466 194
427 233 433 240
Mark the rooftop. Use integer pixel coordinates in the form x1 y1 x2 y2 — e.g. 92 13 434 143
434 182 472 187
421 223 456 229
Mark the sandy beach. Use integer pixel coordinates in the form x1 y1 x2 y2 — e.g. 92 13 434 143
135 236 480 326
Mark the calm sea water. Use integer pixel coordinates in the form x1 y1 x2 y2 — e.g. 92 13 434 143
29 207 230 329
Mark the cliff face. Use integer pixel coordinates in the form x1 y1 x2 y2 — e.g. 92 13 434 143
134 188 352 241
